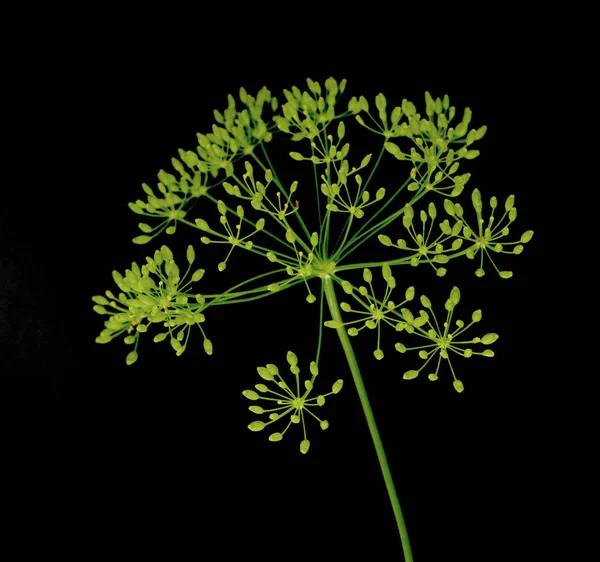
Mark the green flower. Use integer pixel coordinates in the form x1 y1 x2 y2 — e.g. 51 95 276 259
395 286 498 392
242 351 343 454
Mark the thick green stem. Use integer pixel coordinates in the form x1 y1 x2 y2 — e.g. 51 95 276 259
323 275 414 562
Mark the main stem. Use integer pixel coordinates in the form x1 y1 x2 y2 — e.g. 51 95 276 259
323 275 414 562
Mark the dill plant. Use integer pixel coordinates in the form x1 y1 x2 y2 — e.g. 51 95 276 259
92 77 533 560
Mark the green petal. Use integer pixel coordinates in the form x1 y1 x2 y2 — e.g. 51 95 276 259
132 235 152 245
401 308 414 323
249 406 264 414
285 351 298 367
505 194 515 211
332 379 344 394
248 421 266 432
195 218 210 231
521 230 534 243
300 439 310 454
243 390 260 401
186 245 195 265
450 286 461 305
125 350 138 366
257 366 274 381
428 202 437 220
385 141 404 160
481 333 499 345
341 280 353 294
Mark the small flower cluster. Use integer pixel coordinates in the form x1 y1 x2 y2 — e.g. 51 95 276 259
325 264 415 361
92 245 212 365
326 275 498 393
243 351 343 454
395 286 497 392
379 190 534 278
352 91 485 198
273 77 347 141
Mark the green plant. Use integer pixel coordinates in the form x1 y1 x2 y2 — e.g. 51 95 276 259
92 78 533 560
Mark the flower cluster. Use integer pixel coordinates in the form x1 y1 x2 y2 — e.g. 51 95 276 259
378 190 534 278
378 201 461 276
242 351 343 454
325 265 415 360
92 245 212 365
460 189 534 278
127 168 209 244
273 77 347 141
395 286 497 392
352 91 485 198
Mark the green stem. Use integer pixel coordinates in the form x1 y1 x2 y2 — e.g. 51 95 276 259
323 275 414 562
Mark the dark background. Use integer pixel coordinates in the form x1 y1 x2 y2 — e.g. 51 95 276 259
1 20 554 561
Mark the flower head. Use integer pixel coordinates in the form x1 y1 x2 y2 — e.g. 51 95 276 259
92 244 211 365
395 286 498 392
242 351 343 454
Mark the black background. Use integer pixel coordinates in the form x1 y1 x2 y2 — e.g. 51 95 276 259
1 16 555 561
